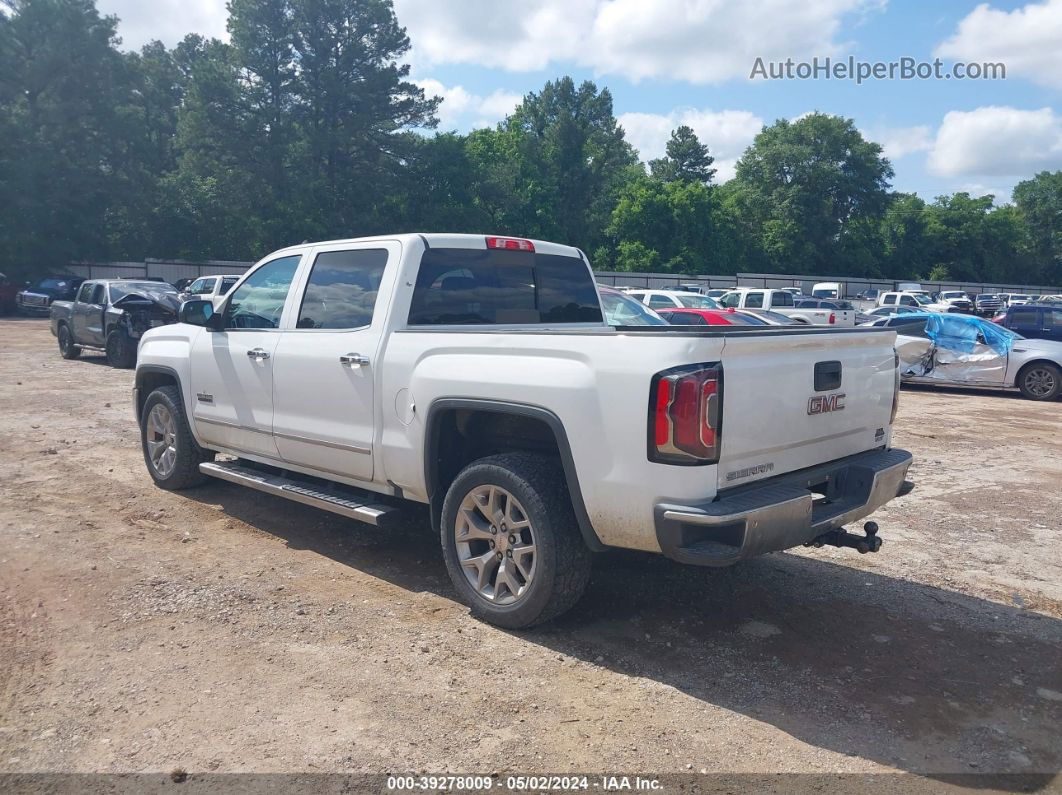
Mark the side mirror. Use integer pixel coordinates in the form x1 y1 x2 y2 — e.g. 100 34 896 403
180 299 221 330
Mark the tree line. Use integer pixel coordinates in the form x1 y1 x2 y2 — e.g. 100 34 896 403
2 0 1061 286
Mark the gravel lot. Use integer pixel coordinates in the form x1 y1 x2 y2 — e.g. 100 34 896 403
1 318 1061 789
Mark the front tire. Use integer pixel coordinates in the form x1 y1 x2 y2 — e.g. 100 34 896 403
57 324 81 359
106 329 136 369
440 452 592 629
140 385 212 489
1017 362 1061 401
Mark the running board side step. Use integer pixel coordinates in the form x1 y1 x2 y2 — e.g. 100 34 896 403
199 461 403 528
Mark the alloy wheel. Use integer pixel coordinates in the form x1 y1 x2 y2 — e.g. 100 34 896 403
454 485 537 605
145 403 178 478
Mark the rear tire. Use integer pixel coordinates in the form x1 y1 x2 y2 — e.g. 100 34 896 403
140 385 212 489
1017 362 1061 401
440 452 592 629
57 324 81 359
106 328 136 369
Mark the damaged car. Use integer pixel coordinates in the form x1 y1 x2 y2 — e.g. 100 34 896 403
50 279 181 368
892 313 1062 401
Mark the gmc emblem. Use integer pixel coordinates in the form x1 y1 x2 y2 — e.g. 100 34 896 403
808 393 846 415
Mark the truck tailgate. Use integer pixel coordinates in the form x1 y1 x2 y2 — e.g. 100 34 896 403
716 329 896 489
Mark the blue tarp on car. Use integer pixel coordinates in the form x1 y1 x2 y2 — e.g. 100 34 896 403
924 313 1015 356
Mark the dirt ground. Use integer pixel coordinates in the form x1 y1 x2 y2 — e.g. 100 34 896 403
1 318 1061 790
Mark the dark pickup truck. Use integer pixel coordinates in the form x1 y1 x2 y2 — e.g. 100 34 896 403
50 279 181 368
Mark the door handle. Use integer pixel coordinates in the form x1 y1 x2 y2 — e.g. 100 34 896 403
247 348 270 361
340 353 369 367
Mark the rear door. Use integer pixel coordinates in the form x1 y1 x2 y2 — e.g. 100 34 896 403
1046 308 1062 342
190 254 303 458
271 242 399 481
715 330 897 488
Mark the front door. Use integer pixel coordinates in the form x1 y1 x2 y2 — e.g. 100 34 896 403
271 243 397 482
73 282 106 346
190 254 302 458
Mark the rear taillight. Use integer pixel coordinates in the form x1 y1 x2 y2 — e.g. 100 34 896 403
829 312 836 324
486 236 534 252
649 364 722 465
890 350 900 423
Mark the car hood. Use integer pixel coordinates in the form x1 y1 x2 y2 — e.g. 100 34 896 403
112 289 181 315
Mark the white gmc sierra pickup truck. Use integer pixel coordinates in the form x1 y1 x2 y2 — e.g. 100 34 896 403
134 233 913 628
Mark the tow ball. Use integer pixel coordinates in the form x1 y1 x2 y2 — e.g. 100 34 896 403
806 521 882 554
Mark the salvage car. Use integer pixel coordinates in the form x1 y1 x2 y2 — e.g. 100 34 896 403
893 313 1062 401
51 279 181 368
16 275 85 315
132 233 913 628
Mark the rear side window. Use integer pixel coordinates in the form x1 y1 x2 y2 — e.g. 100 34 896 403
408 248 601 325
77 283 94 302
892 320 930 337
297 249 387 329
647 294 674 309
1048 310 1062 329
745 292 764 308
772 291 794 307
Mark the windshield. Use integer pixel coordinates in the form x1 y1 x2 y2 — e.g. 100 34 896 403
676 294 720 309
110 282 177 301
599 288 667 326
34 278 71 290
812 288 838 298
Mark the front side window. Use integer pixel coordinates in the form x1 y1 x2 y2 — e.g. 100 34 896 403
296 249 387 329
720 292 741 308
193 278 217 295
224 255 301 329
1048 309 1062 329
409 248 602 325
220 277 239 295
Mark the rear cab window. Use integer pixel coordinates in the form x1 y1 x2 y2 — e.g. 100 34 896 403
408 248 602 326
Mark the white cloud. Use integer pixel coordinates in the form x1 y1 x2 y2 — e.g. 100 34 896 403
618 109 764 181
97 0 229 50
862 124 934 159
935 0 1062 89
395 0 880 84
414 79 522 130
926 106 1062 179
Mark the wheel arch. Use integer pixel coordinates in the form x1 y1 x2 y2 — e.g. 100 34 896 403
1015 358 1061 388
424 399 604 551
135 365 182 423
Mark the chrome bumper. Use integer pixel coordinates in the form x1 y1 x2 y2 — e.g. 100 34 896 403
655 448 913 567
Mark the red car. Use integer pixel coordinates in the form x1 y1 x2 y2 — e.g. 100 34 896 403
656 307 769 326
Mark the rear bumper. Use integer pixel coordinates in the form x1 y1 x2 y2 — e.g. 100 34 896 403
655 448 913 567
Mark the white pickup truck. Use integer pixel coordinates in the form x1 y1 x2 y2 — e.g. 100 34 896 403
133 234 913 627
719 288 856 326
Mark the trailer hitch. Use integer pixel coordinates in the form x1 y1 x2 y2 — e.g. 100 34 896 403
806 521 882 554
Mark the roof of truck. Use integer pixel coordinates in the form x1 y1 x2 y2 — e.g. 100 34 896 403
264 233 585 261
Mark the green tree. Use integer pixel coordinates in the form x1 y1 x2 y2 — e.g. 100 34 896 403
921 193 1027 283
502 77 639 252
648 125 716 185
0 0 131 273
1013 171 1062 285
880 193 929 278
732 113 893 274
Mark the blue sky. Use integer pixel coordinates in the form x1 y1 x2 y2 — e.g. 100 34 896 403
98 0 1062 204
